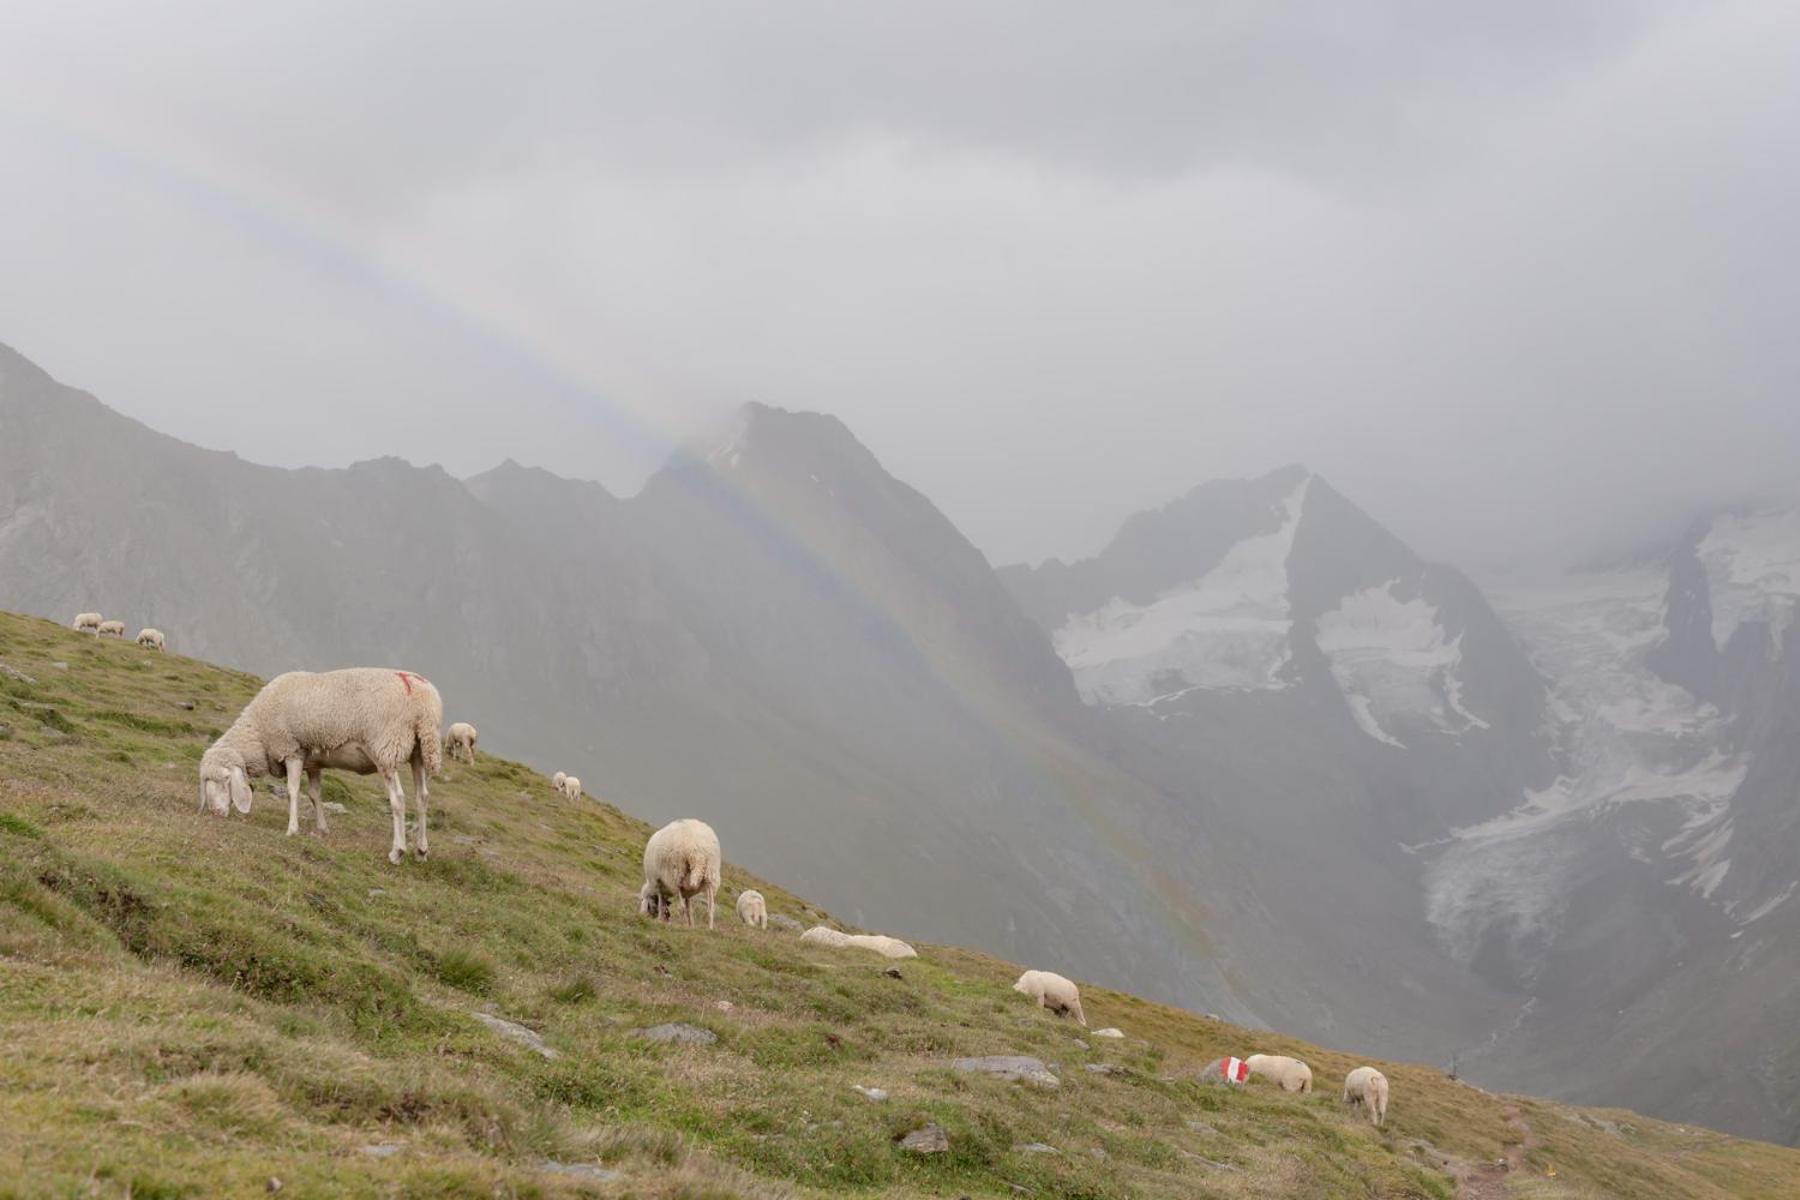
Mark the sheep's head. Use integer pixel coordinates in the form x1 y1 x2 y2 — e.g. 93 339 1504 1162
199 747 253 816
638 884 663 919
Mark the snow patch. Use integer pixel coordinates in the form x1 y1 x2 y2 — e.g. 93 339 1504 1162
1697 507 1800 654
1314 581 1486 748
1054 478 1309 705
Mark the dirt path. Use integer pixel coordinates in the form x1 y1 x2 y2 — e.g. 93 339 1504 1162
1456 1106 1537 1200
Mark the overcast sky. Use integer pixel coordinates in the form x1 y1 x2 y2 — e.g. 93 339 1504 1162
2 1 1796 570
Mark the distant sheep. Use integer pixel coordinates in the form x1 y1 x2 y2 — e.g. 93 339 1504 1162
96 620 125 639
560 775 581 801
799 925 918 958
1245 1054 1313 1094
445 721 478 764
638 818 721 929
135 628 165 651
1013 970 1087 1027
200 668 443 864
735 889 768 929
1343 1066 1389 1126
72 612 102 634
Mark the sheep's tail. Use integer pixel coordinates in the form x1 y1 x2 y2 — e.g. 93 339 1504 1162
682 852 712 894
406 675 444 776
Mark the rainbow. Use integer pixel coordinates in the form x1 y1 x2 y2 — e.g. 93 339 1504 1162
20 68 1225 994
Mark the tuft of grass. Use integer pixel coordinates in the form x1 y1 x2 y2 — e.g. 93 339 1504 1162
432 948 498 994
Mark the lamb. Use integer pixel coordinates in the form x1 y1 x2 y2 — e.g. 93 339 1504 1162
1244 1054 1313 1094
800 926 918 958
1013 970 1087 1027
72 612 102 634
96 619 126 638
135 628 165 651
445 721 478 764
637 818 721 929
1343 1066 1389 1126
199 668 443 864
560 775 582 801
735 889 768 929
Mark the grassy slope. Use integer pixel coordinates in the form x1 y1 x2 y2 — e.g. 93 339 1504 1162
0 610 1793 1200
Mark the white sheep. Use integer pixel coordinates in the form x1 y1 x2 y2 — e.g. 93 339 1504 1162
1343 1066 1389 1126
800 925 852 948
735 889 768 929
638 818 721 929
72 612 102 634
1245 1054 1313 1094
560 775 582 801
96 619 126 639
199 668 443 864
135 628 165 651
1013 970 1087 1027
445 721 478 764
846 933 916 959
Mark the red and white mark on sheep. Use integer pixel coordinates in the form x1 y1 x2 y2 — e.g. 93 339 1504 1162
395 671 417 695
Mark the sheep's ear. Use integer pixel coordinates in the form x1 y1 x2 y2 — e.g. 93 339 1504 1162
229 767 253 814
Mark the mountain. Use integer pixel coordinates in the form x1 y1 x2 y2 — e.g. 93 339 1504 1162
1005 469 1800 1145
0 343 1241 1026
7 338 1800 1144
11 609 1797 1196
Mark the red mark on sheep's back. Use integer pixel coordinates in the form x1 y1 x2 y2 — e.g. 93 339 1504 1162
396 671 414 695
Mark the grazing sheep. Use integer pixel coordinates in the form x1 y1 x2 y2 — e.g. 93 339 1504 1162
96 619 126 639
560 775 582 801
638 818 721 929
1245 1054 1313 1094
552 771 567 791
72 612 102 634
735 889 768 929
1343 1066 1389 1126
199 668 443 864
445 721 478 764
1013 970 1088 1027
135 628 165 651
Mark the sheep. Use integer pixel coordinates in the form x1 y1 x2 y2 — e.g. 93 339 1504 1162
199 668 443 864
800 925 852 948
72 612 102 634
560 775 582 801
552 771 567 792
638 818 721 929
1013 970 1087 1027
1343 1066 1389 1126
96 619 126 639
735 889 768 929
846 933 916 959
1244 1054 1313 1094
445 721 478 764
135 628 165 651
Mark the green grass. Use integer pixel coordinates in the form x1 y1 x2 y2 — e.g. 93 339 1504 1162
0 607 1795 1198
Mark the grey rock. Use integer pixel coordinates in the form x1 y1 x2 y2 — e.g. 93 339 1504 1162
360 1143 404 1158
1087 1147 1109 1160
471 1011 558 1059
1015 1142 1058 1154
1091 1027 1125 1039
767 913 803 932
366 888 385 898
322 801 348 814
852 1085 888 1102
1084 1063 1123 1075
50 662 67 671
899 1124 949 1154
635 1022 717 1046
539 1162 622 1182
0 661 36 683
948 1055 1060 1088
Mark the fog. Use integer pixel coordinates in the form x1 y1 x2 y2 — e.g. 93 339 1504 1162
1 1 1795 571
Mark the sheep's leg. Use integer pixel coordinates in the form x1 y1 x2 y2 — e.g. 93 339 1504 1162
380 766 407 865
411 754 430 859
308 766 328 836
284 757 304 837
707 883 717 931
